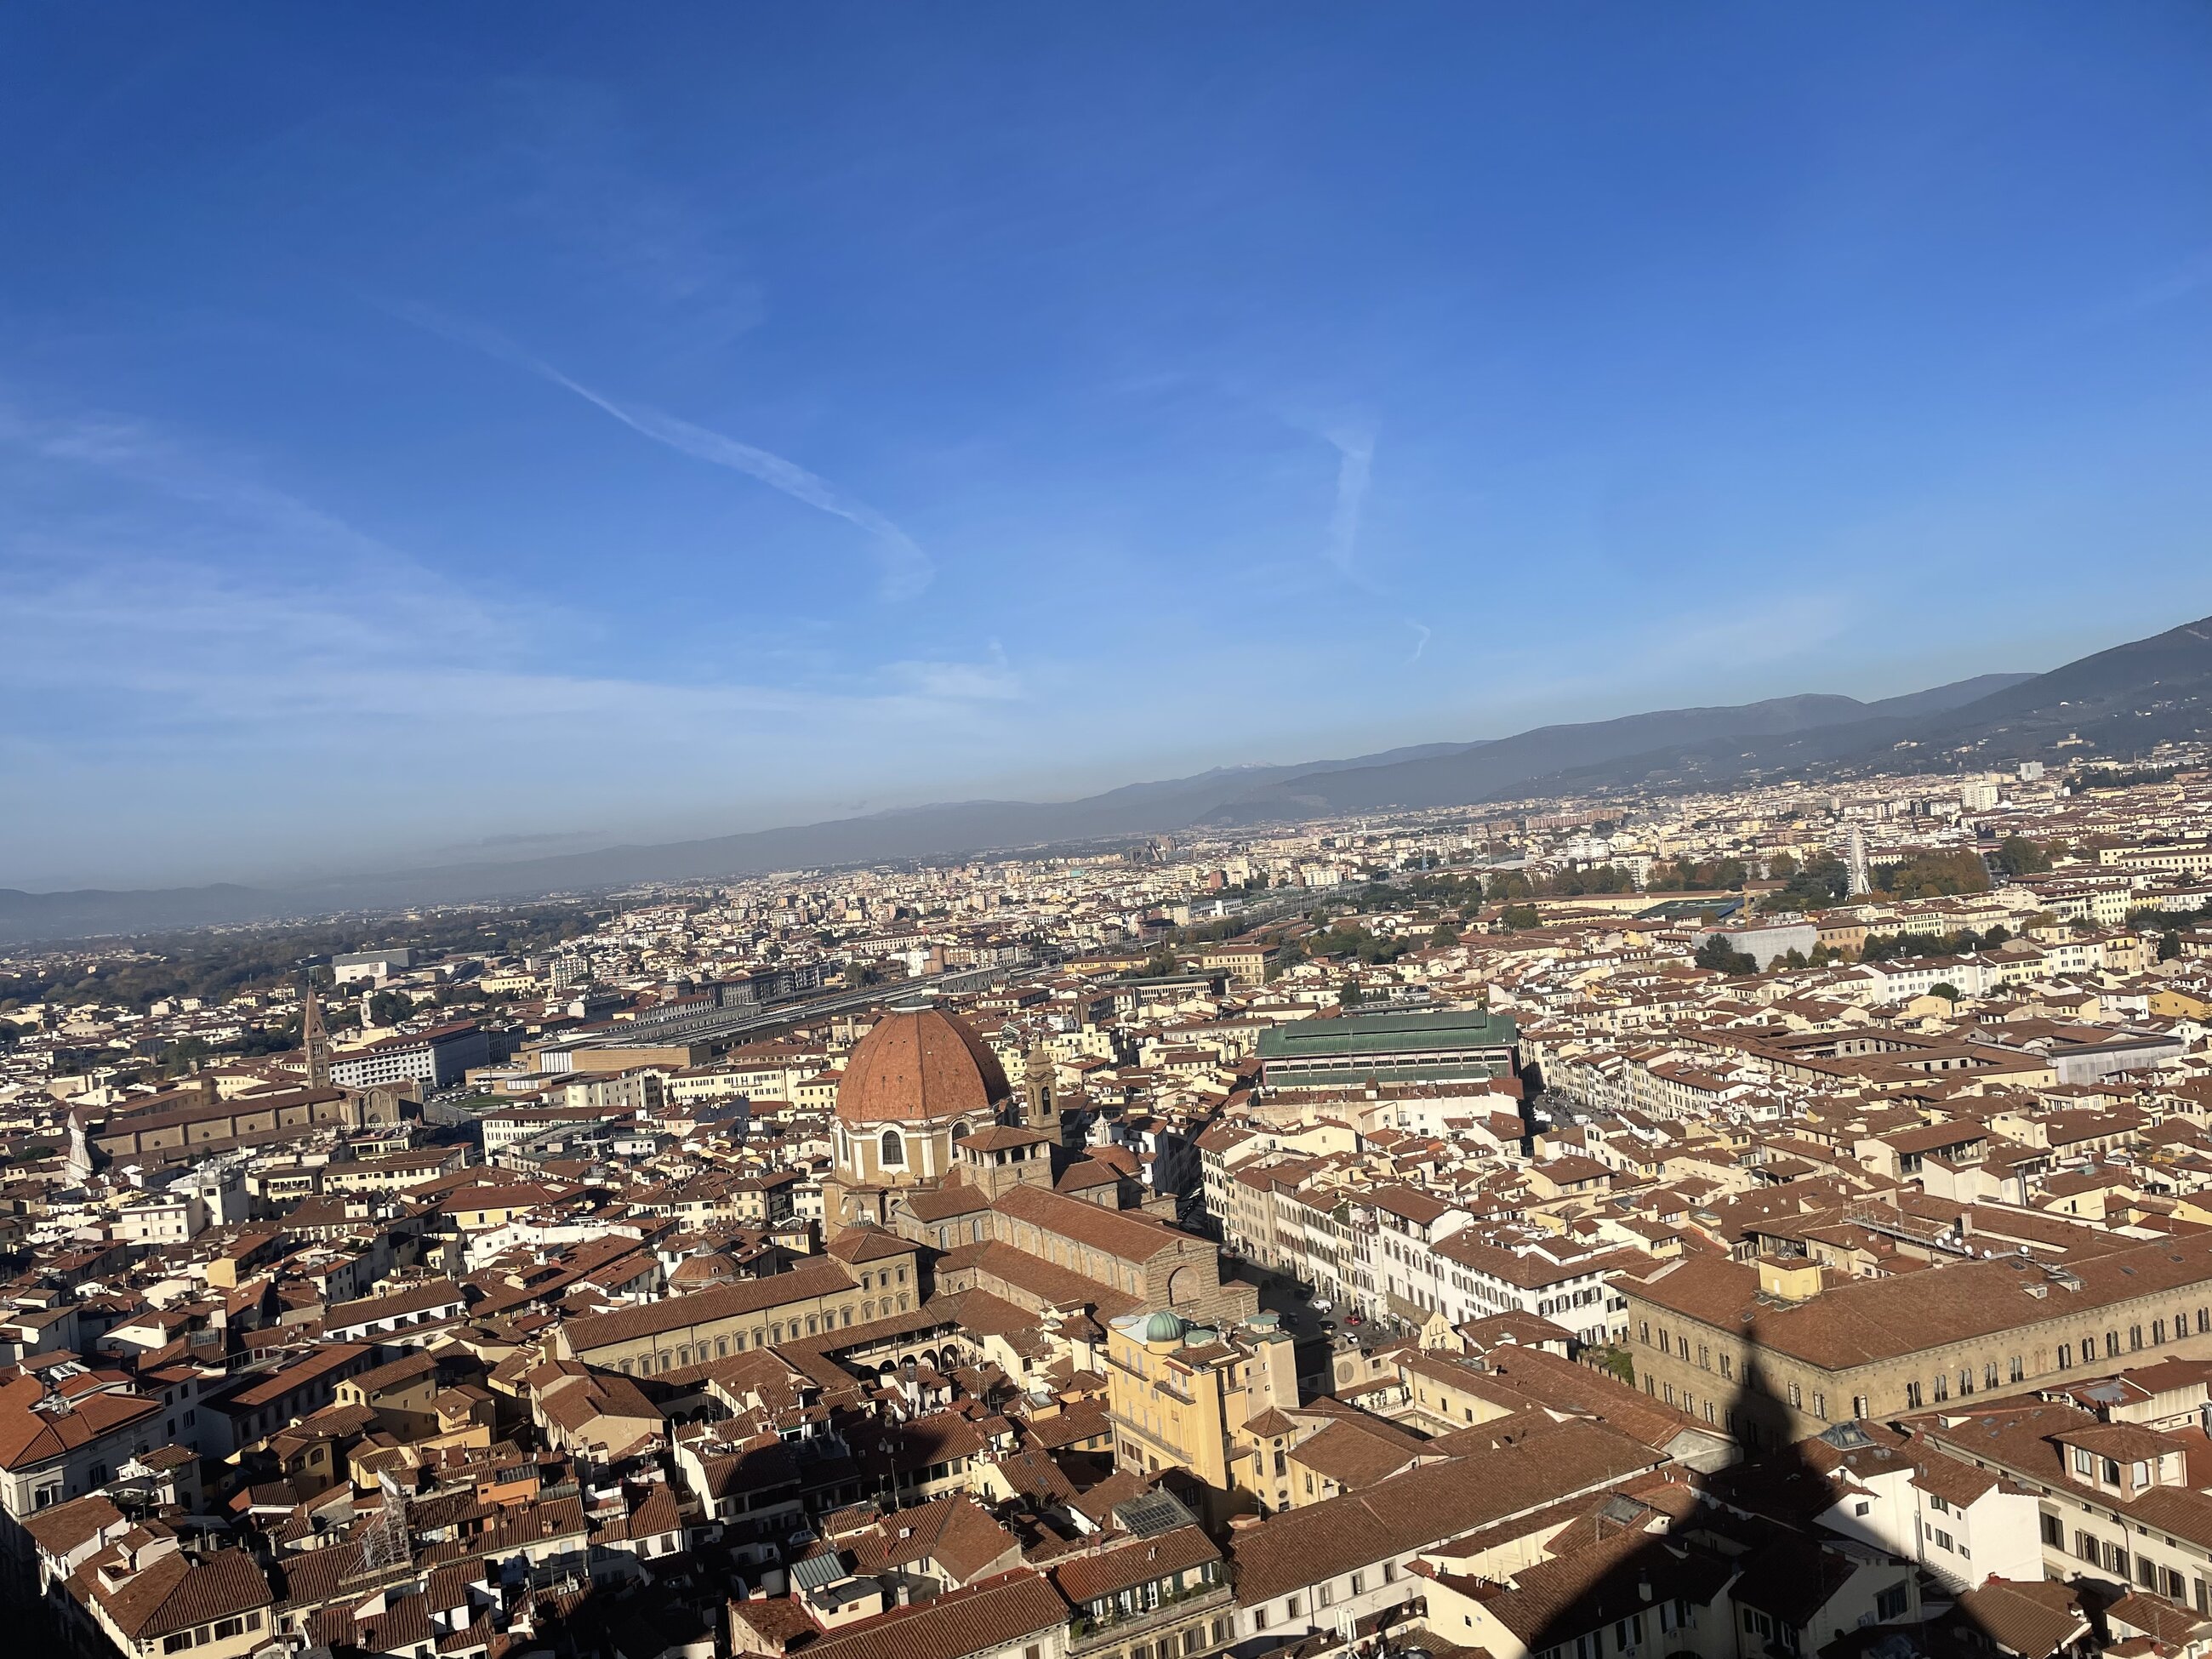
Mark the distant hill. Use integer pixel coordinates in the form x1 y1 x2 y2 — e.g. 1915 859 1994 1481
1190 675 2031 825
1528 613 2212 795
9 612 2210 944
0 883 288 942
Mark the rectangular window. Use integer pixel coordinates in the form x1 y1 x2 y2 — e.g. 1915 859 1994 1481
2010 1356 2024 1384
1349 1573 1364 1596
1787 1382 1802 1409
2058 1343 2072 1369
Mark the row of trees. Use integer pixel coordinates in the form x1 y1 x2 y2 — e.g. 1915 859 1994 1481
1858 924 2013 962
1646 858 1749 892
1300 921 1408 965
2077 766 2179 790
1323 832 2058 953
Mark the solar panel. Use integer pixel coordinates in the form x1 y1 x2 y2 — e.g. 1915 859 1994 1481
791 1551 852 1592
1112 1490 1196 1537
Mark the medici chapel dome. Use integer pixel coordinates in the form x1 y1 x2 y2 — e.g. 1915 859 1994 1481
836 1006 1011 1127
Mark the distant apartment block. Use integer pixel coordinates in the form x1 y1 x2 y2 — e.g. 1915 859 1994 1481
329 1021 488 1090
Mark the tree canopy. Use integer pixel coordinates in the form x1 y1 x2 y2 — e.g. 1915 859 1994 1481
367 989 415 1027
1648 858 1748 892
1303 922 1405 965
1992 836 2054 876
1694 934 1759 974
1873 850 1991 900
1759 853 1850 913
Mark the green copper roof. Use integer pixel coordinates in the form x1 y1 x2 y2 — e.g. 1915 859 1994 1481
1257 1007 1519 1058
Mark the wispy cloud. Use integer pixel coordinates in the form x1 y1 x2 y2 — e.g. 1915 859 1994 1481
2109 248 2212 316
0 396 1007 881
391 306 934 601
1406 621 1431 663
882 640 1021 703
483 76 767 348
1323 427 1374 582
533 362 936 602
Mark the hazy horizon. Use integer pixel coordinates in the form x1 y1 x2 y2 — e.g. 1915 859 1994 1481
7 6 2211 889
0 646 2078 895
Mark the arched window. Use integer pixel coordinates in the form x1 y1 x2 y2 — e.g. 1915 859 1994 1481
881 1129 906 1167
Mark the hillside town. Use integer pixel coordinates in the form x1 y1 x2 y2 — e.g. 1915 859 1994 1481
3 752 2212 1659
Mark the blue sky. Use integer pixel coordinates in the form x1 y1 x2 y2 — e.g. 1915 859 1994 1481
4 5 2210 889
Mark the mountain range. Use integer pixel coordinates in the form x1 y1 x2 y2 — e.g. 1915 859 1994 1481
5 611 2209 944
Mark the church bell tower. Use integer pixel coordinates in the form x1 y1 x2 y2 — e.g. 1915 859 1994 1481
301 976 332 1091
